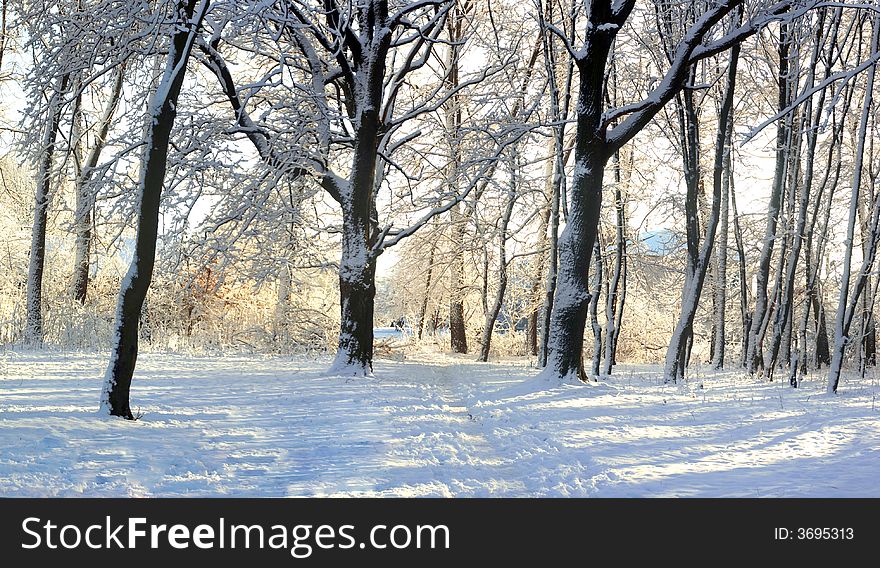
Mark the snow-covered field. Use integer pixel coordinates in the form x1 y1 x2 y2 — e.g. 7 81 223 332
1 350 878 497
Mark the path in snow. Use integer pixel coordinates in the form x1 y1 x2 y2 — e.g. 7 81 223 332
1 350 878 497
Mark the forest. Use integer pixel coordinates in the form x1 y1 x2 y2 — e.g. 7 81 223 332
1 0 879 497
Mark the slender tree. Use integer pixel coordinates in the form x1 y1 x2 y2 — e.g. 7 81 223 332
23 72 68 346
828 11 880 394
102 0 209 418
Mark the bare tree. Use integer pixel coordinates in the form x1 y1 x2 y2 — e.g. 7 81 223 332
23 72 68 346
102 0 210 418
539 0 797 384
664 6 741 384
828 11 880 394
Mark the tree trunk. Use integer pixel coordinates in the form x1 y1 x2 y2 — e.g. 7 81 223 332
746 24 791 374
72 63 126 304
448 204 468 354
730 170 750 367
541 0 747 384
711 84 734 369
416 240 436 340
329 112 383 374
24 73 69 346
101 0 207 418
767 24 825 378
445 7 468 355
665 43 738 383
590 239 603 378
529 139 554 358
537 6 571 367
602 148 626 376
664 64 704 383
479 162 517 362
828 12 880 394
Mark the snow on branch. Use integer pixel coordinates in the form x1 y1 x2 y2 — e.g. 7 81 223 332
372 123 536 256
606 0 802 151
196 36 349 203
742 48 880 144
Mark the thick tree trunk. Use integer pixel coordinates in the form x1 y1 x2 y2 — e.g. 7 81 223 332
330 106 383 374
543 143 607 382
101 0 206 418
541 0 746 384
24 73 69 346
331 215 377 374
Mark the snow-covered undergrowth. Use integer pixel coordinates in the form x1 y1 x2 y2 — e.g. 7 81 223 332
1 350 878 497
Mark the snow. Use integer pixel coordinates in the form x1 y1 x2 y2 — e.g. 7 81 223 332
2 351 879 497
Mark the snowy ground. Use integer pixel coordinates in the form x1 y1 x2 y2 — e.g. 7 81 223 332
1 350 878 497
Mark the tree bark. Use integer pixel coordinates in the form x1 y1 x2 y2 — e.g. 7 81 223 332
479 161 517 362
746 23 792 374
590 239 603 378
416 240 436 340
828 12 880 393
24 73 69 346
71 63 126 304
665 40 739 384
602 148 626 376
101 0 207 418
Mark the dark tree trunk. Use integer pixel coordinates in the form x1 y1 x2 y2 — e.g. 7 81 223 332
602 148 626 376
612 253 626 365
479 163 517 362
746 23 791 373
445 6 468 355
541 19 613 382
330 102 384 373
72 63 126 304
664 68 703 383
101 0 206 418
544 143 607 382
665 20 740 383
24 73 69 346
730 174 750 367
448 209 469 354
332 217 377 374
815 297 831 366
416 241 435 340
540 0 749 384
864 313 877 368
590 239 603 378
